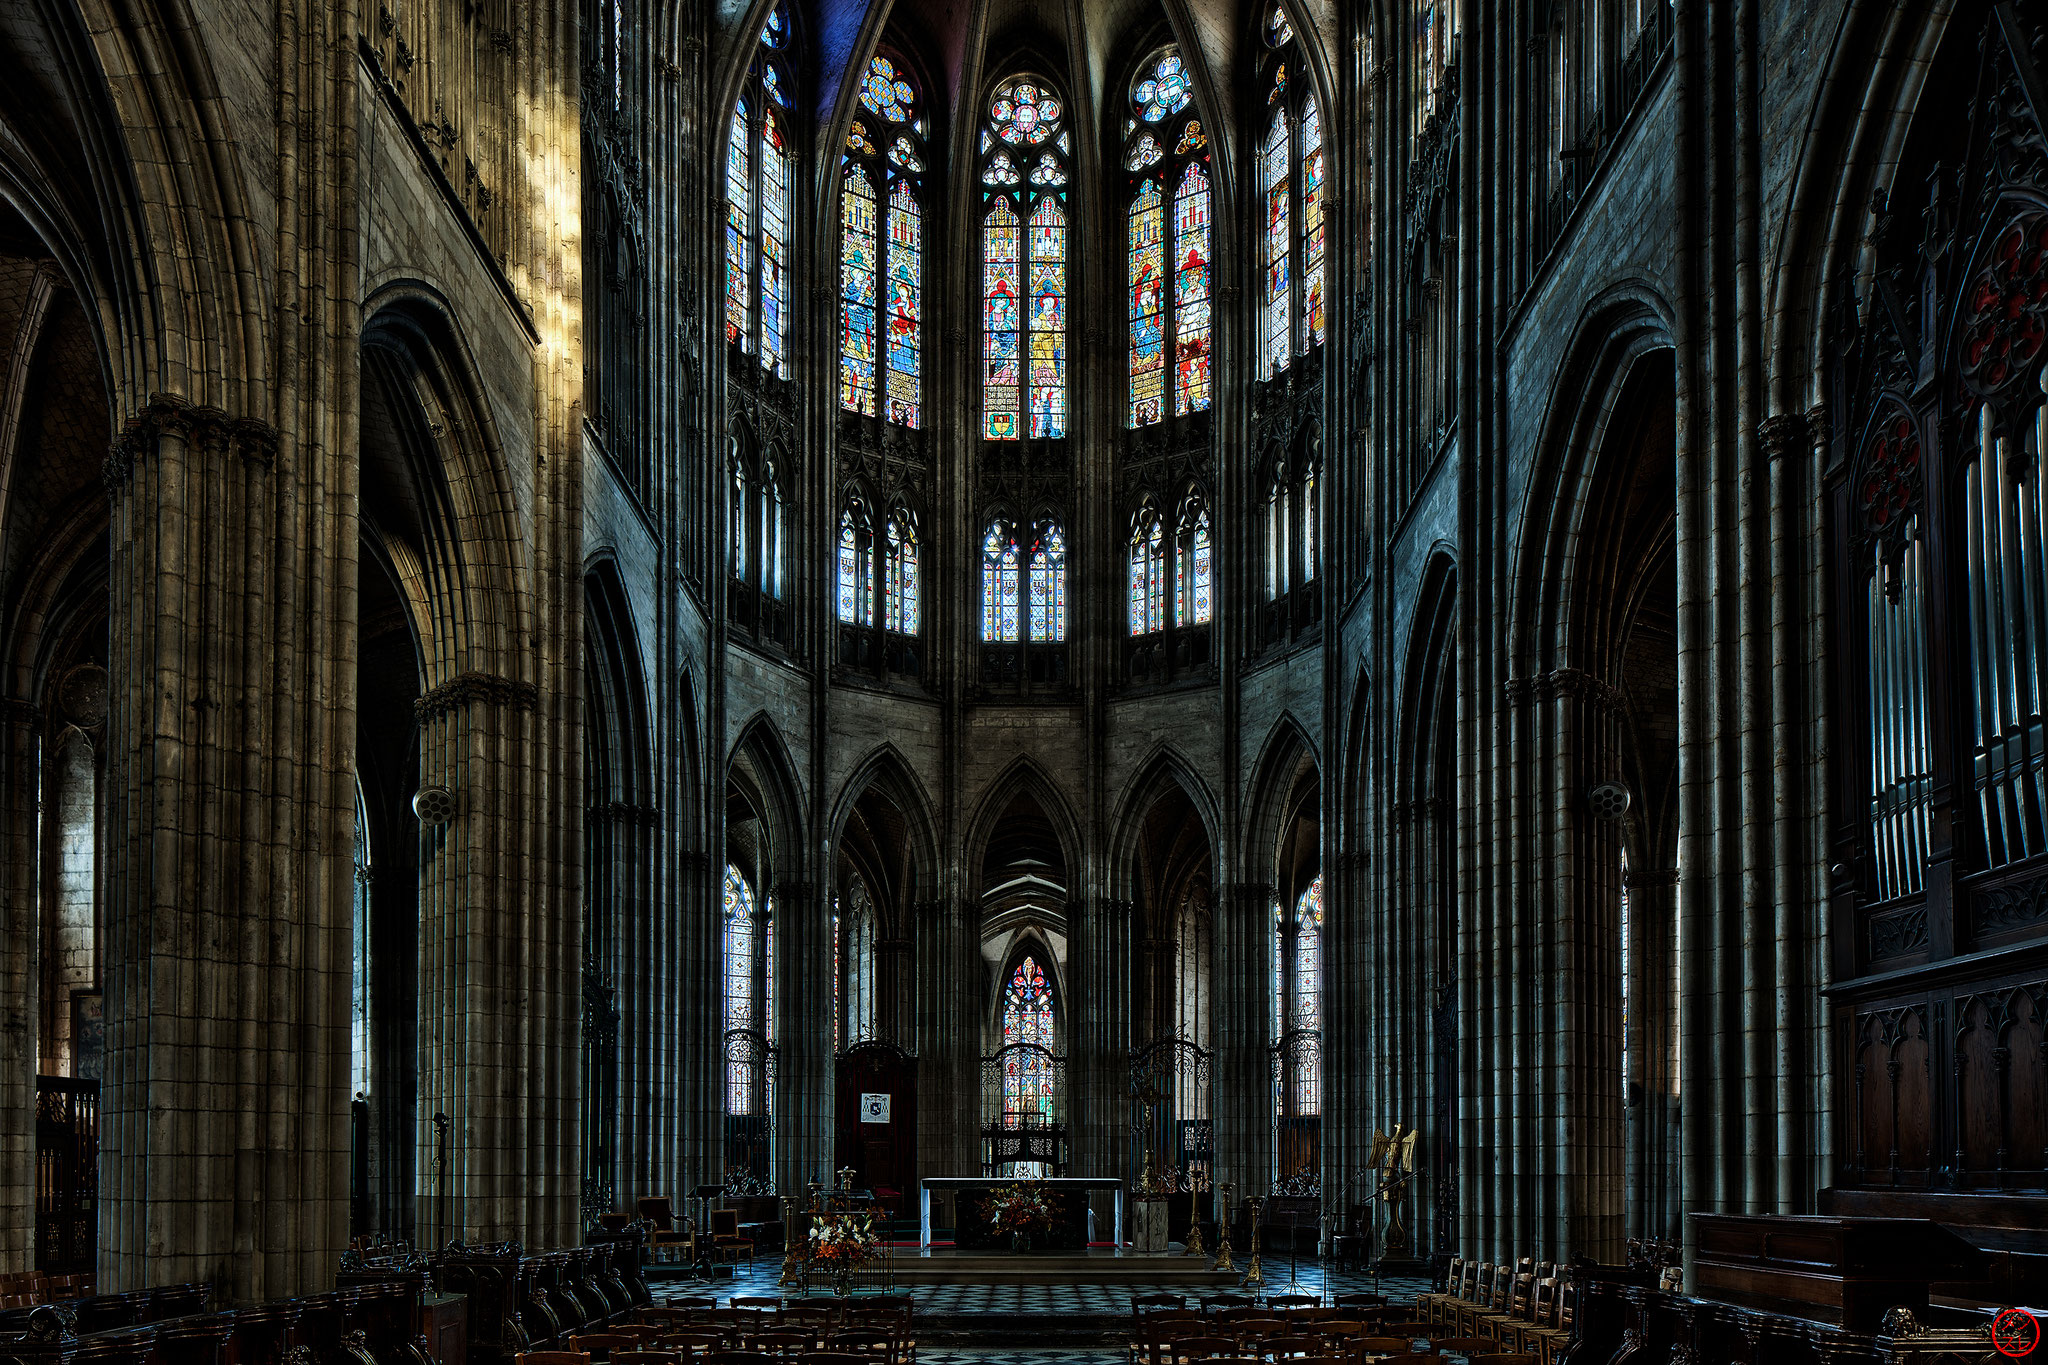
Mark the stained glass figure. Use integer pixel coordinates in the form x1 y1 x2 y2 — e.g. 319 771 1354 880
1173 162 1212 415
1128 179 1166 428
1302 96 1326 351
984 152 1021 186
886 179 922 427
848 120 878 155
983 201 1022 440
839 166 878 415
762 61 790 107
725 102 752 345
889 136 924 171
1267 3 1293 45
1262 109 1292 378
1030 522 1067 641
982 523 1021 642
761 2 787 45
760 112 791 374
1124 45 1209 426
1027 199 1067 439
1001 956 1056 1125
1134 51 1193 121
860 55 915 120
1270 61 1288 101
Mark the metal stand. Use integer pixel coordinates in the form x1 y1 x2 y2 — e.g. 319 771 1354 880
1239 1197 1264 1290
1212 1184 1235 1273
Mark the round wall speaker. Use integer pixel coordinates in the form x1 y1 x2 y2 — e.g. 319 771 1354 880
413 784 458 825
1587 780 1632 823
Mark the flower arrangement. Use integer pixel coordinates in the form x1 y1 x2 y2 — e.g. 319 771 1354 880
979 1182 1062 1241
808 1212 881 1268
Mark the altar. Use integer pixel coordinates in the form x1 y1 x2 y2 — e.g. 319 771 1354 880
919 1177 1124 1249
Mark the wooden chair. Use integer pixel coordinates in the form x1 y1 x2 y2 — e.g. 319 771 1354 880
1263 1335 1324 1359
702 1355 775 1365
638 1198 696 1264
1426 1338 1500 1357
654 1335 723 1359
517 1353 592 1365
709 1211 756 1266
1201 1296 1252 1315
1333 1293 1386 1311
1171 1339 1237 1361
613 1352 683 1365
821 1327 894 1364
1469 1356 1541 1365
1268 1296 1320 1312
742 1331 812 1358
1355 1339 1414 1355
731 1298 782 1313
571 1334 644 1362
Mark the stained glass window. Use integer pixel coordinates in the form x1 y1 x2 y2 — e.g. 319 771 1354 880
886 181 923 426
837 510 859 622
1129 179 1166 427
1263 109 1292 378
1129 513 1166 635
885 509 920 634
840 167 878 415
1176 503 1213 627
1027 198 1067 439
1267 3 1294 45
724 102 752 345
1126 46 1211 427
1001 956 1056 1127
982 523 1021 641
731 460 747 578
760 114 790 375
1030 522 1067 641
726 6 797 370
1269 480 1290 599
860 56 914 119
841 55 924 429
1294 878 1323 1034
983 76 1069 441
1302 96 1326 351
1134 51 1193 121
723 865 759 1110
1301 467 1318 581
983 200 1021 439
1173 163 1212 416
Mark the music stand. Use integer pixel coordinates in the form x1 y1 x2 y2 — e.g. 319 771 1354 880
689 1183 726 1280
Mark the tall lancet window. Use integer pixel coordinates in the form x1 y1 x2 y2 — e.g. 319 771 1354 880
1001 956 1057 1125
885 506 921 634
1124 48 1212 426
1259 12 1327 379
982 517 1068 643
1273 876 1323 1096
981 522 1023 641
725 3 796 376
981 77 1070 440
840 55 926 427
723 865 767 1110
1029 520 1069 641
1176 498 1213 626
1129 507 1167 635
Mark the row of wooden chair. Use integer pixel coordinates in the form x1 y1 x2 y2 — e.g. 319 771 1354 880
520 1352 870 1365
0 1270 94 1305
1415 1257 1575 1365
1133 1294 1392 1317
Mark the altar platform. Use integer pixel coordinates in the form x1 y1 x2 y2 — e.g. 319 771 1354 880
888 1246 1240 1285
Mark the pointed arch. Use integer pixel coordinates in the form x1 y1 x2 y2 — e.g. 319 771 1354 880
1242 713 1321 889
1107 746 1223 903
829 742 942 915
963 756 1086 894
727 710 808 889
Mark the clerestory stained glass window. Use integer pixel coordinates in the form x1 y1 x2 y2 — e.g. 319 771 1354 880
1262 109 1292 378
725 5 797 376
982 77 1069 440
1126 47 1211 426
982 523 1022 642
885 509 920 634
1260 12 1330 371
1029 521 1068 641
1177 502 1213 627
841 54 924 427
723 864 762 1112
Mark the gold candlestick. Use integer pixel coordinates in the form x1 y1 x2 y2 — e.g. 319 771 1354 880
777 1195 804 1287
1239 1196 1264 1289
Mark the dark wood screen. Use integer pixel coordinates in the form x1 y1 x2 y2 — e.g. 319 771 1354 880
35 1074 97 1273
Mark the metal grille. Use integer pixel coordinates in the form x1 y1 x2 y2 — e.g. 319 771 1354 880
35 1076 96 1273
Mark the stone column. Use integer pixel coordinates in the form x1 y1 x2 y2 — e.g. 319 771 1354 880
772 879 829 1192
876 935 913 1046
0 698 37 1272
1214 884 1273 1205
915 897 975 1183
99 402 354 1300
1071 896 1130 1233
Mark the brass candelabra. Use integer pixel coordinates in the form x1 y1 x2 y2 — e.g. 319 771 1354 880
1211 1183 1234 1273
1239 1195 1264 1289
